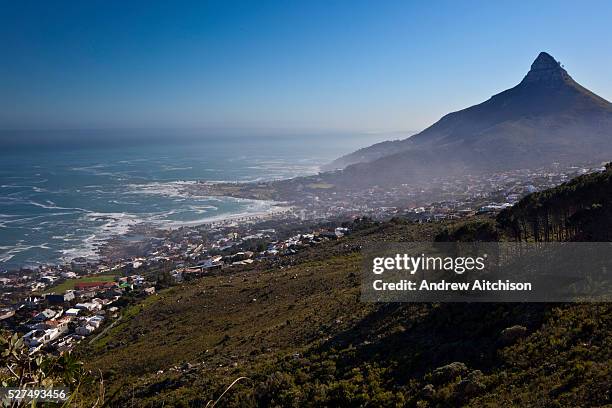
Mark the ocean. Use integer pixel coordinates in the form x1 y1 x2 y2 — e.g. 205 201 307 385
0 132 386 270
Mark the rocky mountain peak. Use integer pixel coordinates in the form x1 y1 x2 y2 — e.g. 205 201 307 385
521 51 571 85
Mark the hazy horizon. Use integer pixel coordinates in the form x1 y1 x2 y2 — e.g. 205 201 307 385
0 128 409 153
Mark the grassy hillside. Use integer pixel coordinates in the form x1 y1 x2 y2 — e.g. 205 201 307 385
78 211 611 407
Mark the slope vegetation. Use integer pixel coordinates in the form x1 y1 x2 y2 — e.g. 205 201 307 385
81 213 611 406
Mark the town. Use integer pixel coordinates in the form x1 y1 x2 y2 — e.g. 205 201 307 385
0 219 353 356
187 161 606 221
0 161 606 357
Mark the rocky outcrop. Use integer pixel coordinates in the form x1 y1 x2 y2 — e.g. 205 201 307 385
431 361 469 384
521 52 571 85
456 369 486 397
420 383 435 399
499 325 528 345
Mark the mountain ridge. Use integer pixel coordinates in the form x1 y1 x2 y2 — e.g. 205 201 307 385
322 52 612 182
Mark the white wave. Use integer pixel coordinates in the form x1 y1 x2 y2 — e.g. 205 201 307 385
118 158 149 164
125 180 197 199
71 163 130 178
0 214 58 226
71 163 107 171
1 184 49 193
30 178 48 184
27 200 89 212
51 235 71 240
0 243 52 264
161 204 289 227
83 212 140 234
162 165 193 171
58 212 142 263
188 204 219 214
108 199 139 205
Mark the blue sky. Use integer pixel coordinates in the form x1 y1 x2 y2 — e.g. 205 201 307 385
1 0 611 132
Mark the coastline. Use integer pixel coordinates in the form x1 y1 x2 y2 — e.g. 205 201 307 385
0 136 348 272
0 184 296 272
95 198 296 265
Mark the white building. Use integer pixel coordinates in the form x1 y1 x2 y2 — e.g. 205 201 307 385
65 308 81 316
75 302 102 312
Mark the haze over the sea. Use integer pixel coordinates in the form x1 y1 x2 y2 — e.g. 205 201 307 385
0 131 389 269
